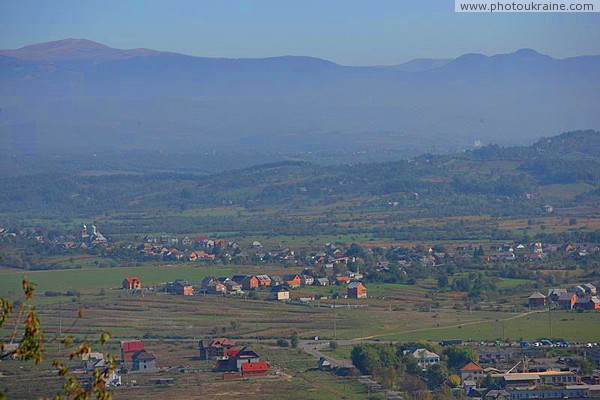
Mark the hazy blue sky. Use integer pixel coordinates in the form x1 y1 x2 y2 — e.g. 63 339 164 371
1 0 599 65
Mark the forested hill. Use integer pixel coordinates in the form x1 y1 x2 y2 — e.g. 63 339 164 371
0 130 598 218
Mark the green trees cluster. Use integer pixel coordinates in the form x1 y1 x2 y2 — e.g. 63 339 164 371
350 343 479 398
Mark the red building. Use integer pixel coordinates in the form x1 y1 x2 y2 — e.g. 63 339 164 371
348 282 367 299
241 362 270 377
242 276 259 290
121 340 144 362
199 338 237 360
283 274 301 288
122 277 141 290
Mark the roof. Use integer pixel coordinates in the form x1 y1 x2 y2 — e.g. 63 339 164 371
348 282 365 289
493 370 575 381
528 292 546 299
460 362 483 371
121 340 144 353
133 351 155 361
241 362 269 372
270 285 289 293
548 288 567 296
412 348 439 359
124 276 140 283
558 292 576 301
203 338 236 348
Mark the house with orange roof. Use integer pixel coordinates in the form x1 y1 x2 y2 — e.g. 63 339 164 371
122 277 141 290
459 361 484 382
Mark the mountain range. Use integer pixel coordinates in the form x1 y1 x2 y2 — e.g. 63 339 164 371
1 39 599 155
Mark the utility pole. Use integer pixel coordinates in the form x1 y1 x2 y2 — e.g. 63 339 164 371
548 300 552 338
58 300 62 353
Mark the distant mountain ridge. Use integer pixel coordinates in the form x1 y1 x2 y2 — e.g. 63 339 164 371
0 39 599 154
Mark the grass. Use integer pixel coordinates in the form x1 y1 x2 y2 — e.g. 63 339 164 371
0 264 301 298
374 310 600 343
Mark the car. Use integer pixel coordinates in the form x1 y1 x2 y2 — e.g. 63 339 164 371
540 340 553 346
520 341 530 347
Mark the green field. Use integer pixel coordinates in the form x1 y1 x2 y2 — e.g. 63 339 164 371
0 264 296 297
372 311 600 343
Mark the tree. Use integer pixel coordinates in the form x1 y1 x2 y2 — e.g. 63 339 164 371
437 276 448 289
425 363 449 389
290 331 299 348
329 340 338 350
448 374 461 388
443 346 479 369
578 357 594 375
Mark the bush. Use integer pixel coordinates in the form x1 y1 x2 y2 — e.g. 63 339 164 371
277 338 289 347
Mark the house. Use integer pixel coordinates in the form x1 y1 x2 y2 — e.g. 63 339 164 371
547 288 567 302
283 274 301 288
181 236 193 246
491 370 579 388
335 276 350 285
199 338 237 360
348 282 367 299
411 348 440 370
318 356 332 370
174 281 194 296
223 280 242 293
215 348 261 372
241 361 270 377
557 292 577 310
201 276 218 289
122 277 141 290
132 351 156 372
270 276 284 286
484 390 510 400
583 283 597 296
241 276 259 291
459 362 484 382
574 296 600 310
571 285 587 297
301 275 314 286
121 340 144 362
256 275 272 287
314 278 329 286
528 292 547 308
207 281 227 294
270 286 290 301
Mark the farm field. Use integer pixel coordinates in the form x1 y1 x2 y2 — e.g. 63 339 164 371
0 340 368 400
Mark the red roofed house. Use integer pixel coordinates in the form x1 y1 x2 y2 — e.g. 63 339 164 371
242 275 259 291
335 276 350 285
199 338 237 360
459 362 484 382
121 340 144 362
256 275 271 287
215 348 260 372
122 277 141 290
283 274 301 288
348 282 367 299
241 362 270 377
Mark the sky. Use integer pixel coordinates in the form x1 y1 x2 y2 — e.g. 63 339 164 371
1 0 599 65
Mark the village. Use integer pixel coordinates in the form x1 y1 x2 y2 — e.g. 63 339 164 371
1 224 600 399
34 332 600 400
